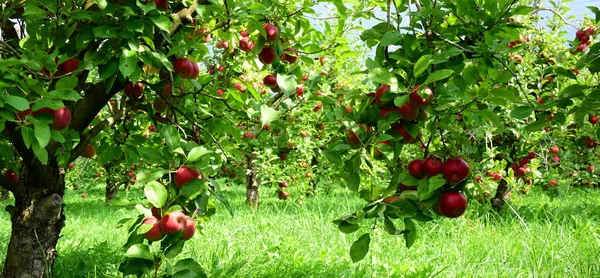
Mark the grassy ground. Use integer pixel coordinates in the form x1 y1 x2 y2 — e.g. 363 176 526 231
1 183 599 278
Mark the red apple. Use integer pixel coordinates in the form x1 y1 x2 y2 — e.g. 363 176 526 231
262 23 279 42
435 192 467 218
51 107 71 130
589 116 598 125
397 102 418 121
408 159 425 178
528 151 537 159
142 216 164 241
81 144 96 158
278 182 288 188
280 48 298 63
277 190 289 200
423 156 443 177
148 0 167 10
81 192 87 198
57 58 80 74
159 211 187 234
392 124 420 144
549 146 559 153
442 158 470 184
410 85 434 107
174 166 202 188
243 132 254 139
4 170 18 183
263 75 278 88
588 165 595 172
238 37 255 52
313 104 323 112
346 124 370 148
258 46 277 64
180 217 196 240
551 156 561 163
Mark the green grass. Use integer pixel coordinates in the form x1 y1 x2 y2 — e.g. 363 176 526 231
1 184 600 277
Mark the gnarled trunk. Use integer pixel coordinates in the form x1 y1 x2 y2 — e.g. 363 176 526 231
2 164 65 278
245 153 259 208
105 178 120 203
490 164 511 211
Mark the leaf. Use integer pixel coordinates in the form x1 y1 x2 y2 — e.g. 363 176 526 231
159 125 181 151
260 105 280 126
347 171 360 192
368 68 393 84
1 95 29 110
380 31 401 47
277 74 297 95
21 126 35 148
338 220 360 234
188 146 212 162
428 175 447 193
119 49 138 78
423 69 454 84
93 26 120 38
124 244 154 261
350 233 371 263
33 121 51 148
510 106 533 119
165 240 186 259
150 15 171 32
137 147 164 164
206 177 234 217
46 90 83 101
413 55 431 78
54 76 79 90
32 143 48 164
403 218 417 248
173 259 207 278
144 181 168 208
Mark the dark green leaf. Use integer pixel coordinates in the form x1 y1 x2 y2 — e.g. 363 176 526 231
350 233 371 263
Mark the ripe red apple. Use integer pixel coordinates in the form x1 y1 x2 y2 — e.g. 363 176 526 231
392 124 420 144
374 84 390 103
277 190 289 200
588 165 595 172
474 176 483 183
174 166 202 188
492 172 503 181
263 75 278 88
81 192 87 198
173 58 198 79
4 170 18 183
442 158 470 184
81 144 96 158
397 102 418 121
518 158 529 167
346 124 370 148
549 180 558 187
50 107 71 130
313 104 323 112
551 156 561 163
262 23 279 42
549 146 559 153
515 167 527 177
278 182 288 188
589 116 598 125
410 85 434 107
408 159 425 178
576 30 586 38
238 37 255 52
148 0 167 10
280 48 298 63
258 46 277 64
142 216 164 241
243 132 254 139
57 58 80 74
528 151 537 159
423 156 443 177
67 163 74 169
180 217 196 240
435 192 467 218
299 131 308 137
124 81 144 99
159 211 187 234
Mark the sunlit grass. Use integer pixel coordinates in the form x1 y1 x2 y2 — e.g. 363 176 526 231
1 183 599 277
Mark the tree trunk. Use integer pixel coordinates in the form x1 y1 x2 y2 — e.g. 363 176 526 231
307 156 319 197
2 164 65 278
105 178 120 203
245 153 259 208
0 189 9 200
490 164 511 211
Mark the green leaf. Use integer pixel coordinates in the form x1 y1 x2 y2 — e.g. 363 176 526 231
413 55 431 78
93 26 120 38
124 244 154 261
347 171 360 192
260 105 280 126
32 143 49 164
159 125 181 151
34 121 51 148
207 177 234 217
510 106 533 119
137 147 164 164
1 95 29 110
125 19 144 32
165 239 185 259
423 69 454 84
144 181 168 208
188 146 212 162
338 221 360 234
380 31 401 47
403 218 417 248
368 68 393 84
350 233 371 263
428 175 447 193
54 76 79 91
119 50 138 78
173 259 207 278
21 126 35 148
150 16 171 32
277 74 297 95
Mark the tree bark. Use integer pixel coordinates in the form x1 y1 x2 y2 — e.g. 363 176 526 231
490 164 511 211
245 153 259 208
0 189 9 200
105 178 120 203
2 164 65 278
307 156 319 197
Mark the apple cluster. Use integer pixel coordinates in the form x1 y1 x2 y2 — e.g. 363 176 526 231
16 107 72 131
142 210 196 241
403 156 470 217
572 27 594 53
